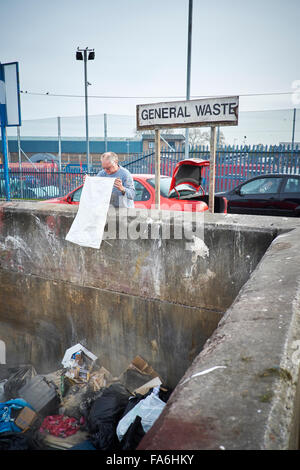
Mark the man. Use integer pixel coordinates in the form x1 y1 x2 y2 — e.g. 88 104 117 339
259 179 277 194
96 152 135 208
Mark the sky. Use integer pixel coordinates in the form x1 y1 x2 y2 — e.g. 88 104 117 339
1 0 300 143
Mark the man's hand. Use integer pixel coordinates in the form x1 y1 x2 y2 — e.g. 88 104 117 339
114 178 125 194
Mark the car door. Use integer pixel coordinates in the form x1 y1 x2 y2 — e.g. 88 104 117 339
277 176 300 216
228 176 283 215
133 179 152 209
69 186 83 204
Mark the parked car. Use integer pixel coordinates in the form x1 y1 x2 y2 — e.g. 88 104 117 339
216 173 300 217
26 185 60 199
43 159 227 213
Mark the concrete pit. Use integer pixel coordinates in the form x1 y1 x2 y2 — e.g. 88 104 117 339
0 202 300 449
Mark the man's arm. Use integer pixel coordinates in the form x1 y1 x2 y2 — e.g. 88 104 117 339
122 174 135 200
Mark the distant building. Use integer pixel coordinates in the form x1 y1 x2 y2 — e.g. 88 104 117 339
279 142 300 148
0 134 186 166
141 133 185 152
0 136 143 165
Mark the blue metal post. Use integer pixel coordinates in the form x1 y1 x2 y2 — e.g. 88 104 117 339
0 64 10 201
0 123 10 201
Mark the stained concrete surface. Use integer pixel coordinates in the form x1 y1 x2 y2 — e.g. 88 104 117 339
0 202 300 449
138 218 300 450
0 203 273 387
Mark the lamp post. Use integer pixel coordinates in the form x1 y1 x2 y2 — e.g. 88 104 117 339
185 0 193 159
76 47 95 173
291 108 296 158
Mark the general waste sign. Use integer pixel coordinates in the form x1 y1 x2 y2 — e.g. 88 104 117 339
136 96 239 130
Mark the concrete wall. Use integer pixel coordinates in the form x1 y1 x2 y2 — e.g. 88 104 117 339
0 202 273 389
138 215 300 450
1 202 300 449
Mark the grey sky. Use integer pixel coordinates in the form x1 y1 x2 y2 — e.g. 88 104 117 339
1 0 300 143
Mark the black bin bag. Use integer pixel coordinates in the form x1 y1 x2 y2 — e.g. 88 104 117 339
87 383 131 451
120 415 145 450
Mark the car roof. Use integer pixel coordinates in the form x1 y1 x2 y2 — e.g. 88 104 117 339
132 174 170 179
250 173 300 178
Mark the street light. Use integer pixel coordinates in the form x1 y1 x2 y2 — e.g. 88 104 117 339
76 46 95 172
185 0 193 159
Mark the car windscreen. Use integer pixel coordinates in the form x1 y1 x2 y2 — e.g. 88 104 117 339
240 177 282 195
72 186 83 202
147 177 196 198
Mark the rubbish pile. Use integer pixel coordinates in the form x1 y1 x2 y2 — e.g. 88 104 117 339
0 344 172 450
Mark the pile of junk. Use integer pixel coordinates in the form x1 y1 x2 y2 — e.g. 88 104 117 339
0 344 172 450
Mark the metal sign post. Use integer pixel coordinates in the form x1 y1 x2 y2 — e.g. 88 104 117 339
0 123 10 201
0 66 10 201
209 126 217 213
17 126 23 198
57 116 62 196
154 128 161 209
0 62 21 201
136 96 239 213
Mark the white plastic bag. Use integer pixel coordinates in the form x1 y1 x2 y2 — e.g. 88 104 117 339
65 176 115 249
0 379 7 402
116 389 166 441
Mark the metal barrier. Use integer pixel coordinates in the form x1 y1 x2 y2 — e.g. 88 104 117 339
0 145 299 200
123 145 300 193
0 169 96 200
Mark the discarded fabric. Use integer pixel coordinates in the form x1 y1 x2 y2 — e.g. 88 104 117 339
39 415 80 438
0 399 35 434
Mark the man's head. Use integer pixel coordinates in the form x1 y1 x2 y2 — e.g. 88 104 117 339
101 152 119 173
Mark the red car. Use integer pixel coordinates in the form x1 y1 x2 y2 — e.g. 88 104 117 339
44 159 227 213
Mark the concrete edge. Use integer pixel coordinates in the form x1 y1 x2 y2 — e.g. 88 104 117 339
138 225 300 450
262 269 300 449
1 200 300 231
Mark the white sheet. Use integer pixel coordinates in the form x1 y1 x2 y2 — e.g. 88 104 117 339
65 175 115 249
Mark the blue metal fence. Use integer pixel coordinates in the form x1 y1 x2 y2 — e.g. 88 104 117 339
122 144 300 193
0 169 86 200
0 144 299 200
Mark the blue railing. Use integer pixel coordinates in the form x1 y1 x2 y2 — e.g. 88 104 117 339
123 144 300 193
0 169 96 200
0 144 299 200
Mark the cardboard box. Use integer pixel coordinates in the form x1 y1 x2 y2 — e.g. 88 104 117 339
119 356 162 394
134 376 162 395
131 356 159 379
15 406 37 431
89 366 117 391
